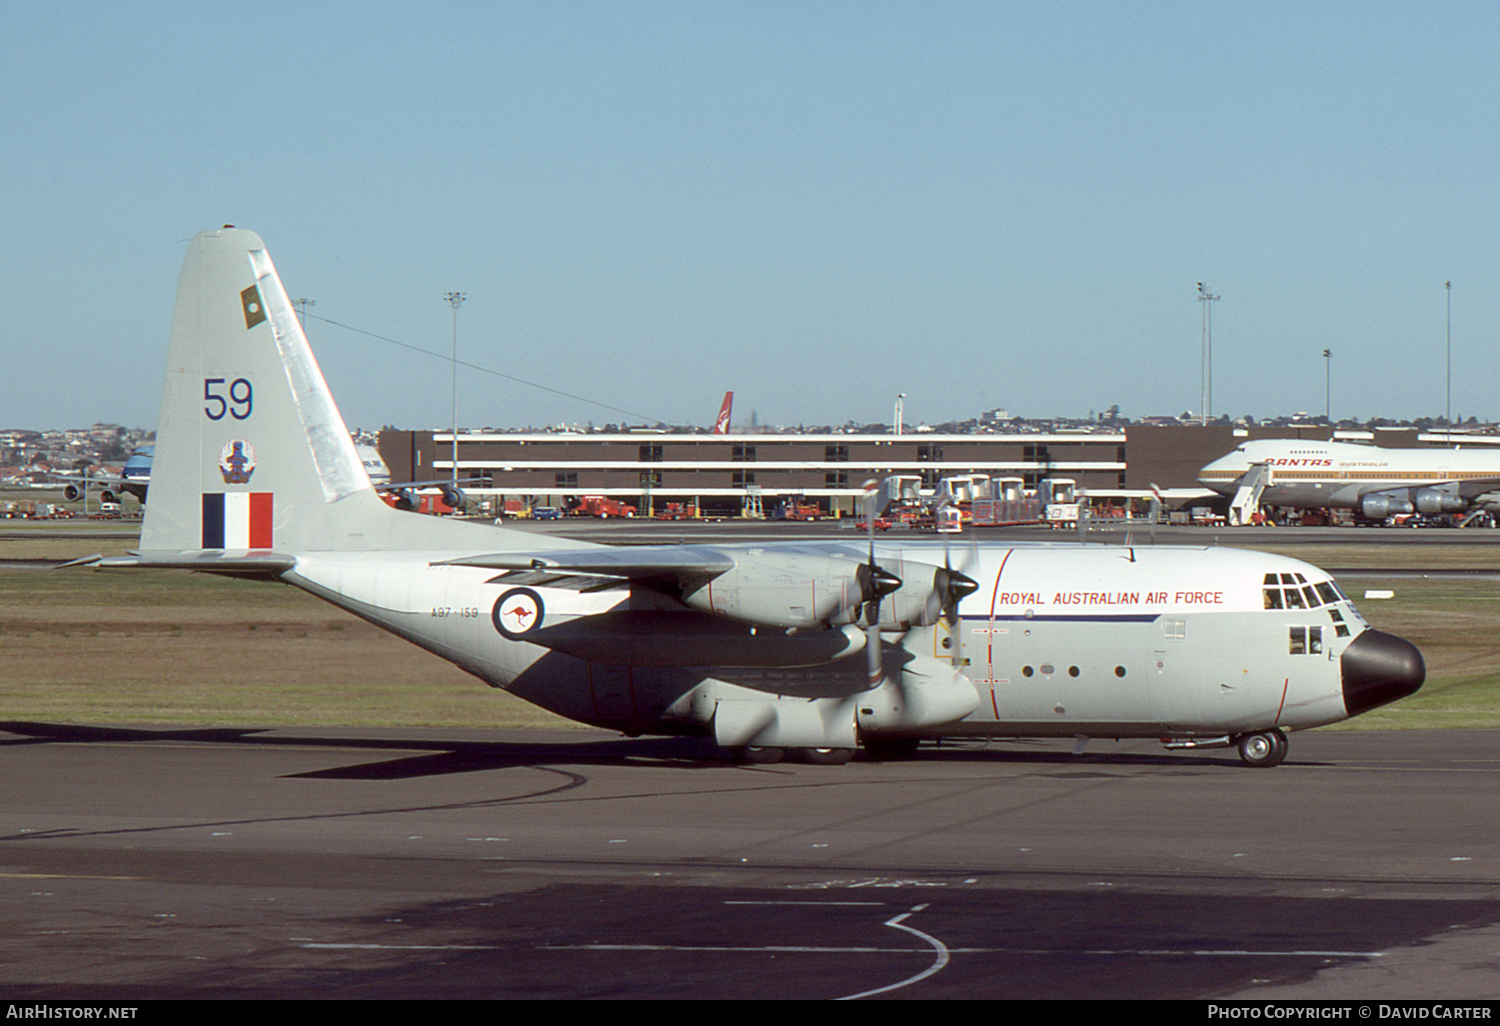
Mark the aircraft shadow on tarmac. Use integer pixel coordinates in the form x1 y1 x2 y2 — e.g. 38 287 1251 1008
0 720 1328 780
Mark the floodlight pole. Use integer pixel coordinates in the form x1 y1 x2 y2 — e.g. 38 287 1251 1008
1446 281 1452 445
1323 348 1332 436
445 292 466 488
1198 283 1220 427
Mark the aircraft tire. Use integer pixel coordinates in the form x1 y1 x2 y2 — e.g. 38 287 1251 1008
799 747 854 765
1236 730 1288 768
1270 727 1289 762
733 746 786 764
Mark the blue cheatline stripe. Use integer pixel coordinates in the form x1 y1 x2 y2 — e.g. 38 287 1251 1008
963 613 1162 624
201 493 225 548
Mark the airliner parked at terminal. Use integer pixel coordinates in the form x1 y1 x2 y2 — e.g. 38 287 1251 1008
72 228 1424 767
1200 438 1500 521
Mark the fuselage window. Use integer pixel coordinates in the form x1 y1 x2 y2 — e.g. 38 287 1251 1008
1315 582 1340 605
1289 625 1325 654
1264 588 1284 609
1163 618 1186 640
1284 588 1306 609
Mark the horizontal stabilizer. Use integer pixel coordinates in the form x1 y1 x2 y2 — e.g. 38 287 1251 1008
67 552 297 576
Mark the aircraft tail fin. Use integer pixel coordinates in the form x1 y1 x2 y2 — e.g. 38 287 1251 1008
713 391 733 435
140 227 554 556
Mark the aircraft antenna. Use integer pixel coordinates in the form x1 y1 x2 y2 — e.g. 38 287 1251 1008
294 298 315 332
445 292 466 491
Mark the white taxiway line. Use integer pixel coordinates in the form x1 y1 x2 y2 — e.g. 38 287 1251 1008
836 903 951 1000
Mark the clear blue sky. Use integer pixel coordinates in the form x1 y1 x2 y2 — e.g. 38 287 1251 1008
4 1 1497 433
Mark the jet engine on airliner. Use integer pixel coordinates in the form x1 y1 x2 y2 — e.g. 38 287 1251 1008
1414 483 1466 514
1360 491 1414 519
1361 484 1468 519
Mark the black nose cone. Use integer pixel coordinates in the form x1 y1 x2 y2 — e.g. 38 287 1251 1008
1341 629 1425 717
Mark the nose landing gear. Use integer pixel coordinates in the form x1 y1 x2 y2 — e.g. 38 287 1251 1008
1236 728 1289 768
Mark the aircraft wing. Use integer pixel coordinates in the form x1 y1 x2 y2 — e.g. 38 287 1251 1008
381 476 488 491
1454 477 1500 499
435 545 736 583
48 471 131 485
437 543 897 630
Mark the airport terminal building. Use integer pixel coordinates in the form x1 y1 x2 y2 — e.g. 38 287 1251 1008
377 422 1452 516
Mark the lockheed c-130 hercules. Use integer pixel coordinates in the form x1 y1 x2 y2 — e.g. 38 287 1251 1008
73 228 1425 767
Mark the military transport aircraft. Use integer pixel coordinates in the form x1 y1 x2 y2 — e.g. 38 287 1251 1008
72 228 1425 767
1200 437 1500 524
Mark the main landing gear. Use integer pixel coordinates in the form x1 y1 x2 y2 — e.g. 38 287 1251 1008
731 746 855 765
1235 728 1289 768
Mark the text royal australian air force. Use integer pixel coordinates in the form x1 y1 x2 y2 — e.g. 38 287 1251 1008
971 544 1274 618
998 588 1225 609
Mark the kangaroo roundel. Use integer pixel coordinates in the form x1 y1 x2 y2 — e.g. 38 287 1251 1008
493 588 545 639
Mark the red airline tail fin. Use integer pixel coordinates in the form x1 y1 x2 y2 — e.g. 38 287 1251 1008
713 391 733 434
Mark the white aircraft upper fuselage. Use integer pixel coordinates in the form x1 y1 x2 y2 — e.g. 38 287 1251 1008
77 228 1424 768
1199 438 1500 519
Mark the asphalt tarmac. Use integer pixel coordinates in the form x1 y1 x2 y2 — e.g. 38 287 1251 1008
1 723 1497 1000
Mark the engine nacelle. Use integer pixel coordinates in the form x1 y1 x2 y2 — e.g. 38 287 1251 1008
1361 492 1413 519
679 551 975 632
1414 485 1466 514
681 550 870 628
440 484 466 511
62 483 85 502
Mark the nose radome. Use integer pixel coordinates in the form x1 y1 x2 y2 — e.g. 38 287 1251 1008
1341 629 1425 717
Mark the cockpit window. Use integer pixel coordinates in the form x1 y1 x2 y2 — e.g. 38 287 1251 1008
1265 574 1348 612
